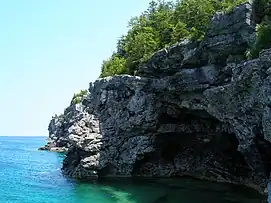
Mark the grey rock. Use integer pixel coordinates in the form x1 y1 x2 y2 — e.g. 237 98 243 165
58 49 271 193
262 107 271 143
39 103 87 152
138 3 255 78
43 2 271 198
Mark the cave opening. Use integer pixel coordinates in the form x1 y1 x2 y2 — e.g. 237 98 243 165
132 106 251 181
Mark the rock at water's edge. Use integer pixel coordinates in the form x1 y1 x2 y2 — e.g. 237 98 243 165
43 2 271 198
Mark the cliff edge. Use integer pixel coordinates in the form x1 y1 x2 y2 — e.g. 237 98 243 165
41 2 271 195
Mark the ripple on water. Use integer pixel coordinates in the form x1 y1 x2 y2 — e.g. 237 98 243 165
0 136 267 203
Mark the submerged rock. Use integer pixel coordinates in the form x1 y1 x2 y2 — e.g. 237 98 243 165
43 1 271 198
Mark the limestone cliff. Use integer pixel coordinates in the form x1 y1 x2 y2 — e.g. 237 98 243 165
39 101 87 152
42 2 271 195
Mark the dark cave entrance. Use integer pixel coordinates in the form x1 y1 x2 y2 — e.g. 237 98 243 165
132 106 250 179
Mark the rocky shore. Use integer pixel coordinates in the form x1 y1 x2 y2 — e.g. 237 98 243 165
41 1 271 197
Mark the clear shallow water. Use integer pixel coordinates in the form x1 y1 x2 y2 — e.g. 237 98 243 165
0 136 266 203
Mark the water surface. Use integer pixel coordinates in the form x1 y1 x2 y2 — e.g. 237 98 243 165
0 136 265 203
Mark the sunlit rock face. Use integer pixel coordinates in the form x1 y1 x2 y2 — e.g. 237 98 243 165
45 1 271 196
39 104 85 152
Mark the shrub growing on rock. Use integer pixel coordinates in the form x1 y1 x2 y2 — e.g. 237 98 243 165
247 19 271 59
100 54 127 77
71 89 88 105
99 0 249 77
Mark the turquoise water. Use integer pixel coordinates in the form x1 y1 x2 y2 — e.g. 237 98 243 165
0 136 266 203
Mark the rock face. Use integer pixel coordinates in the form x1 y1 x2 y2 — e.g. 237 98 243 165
138 2 255 77
43 2 271 196
39 104 85 152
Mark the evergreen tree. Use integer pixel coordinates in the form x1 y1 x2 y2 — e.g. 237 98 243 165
99 0 249 77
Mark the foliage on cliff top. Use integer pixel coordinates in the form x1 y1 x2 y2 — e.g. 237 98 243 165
246 0 271 59
99 0 248 77
253 0 271 23
71 89 88 105
246 19 271 59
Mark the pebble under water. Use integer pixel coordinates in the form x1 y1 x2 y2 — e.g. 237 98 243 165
0 136 267 203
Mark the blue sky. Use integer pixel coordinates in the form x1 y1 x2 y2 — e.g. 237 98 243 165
0 0 151 136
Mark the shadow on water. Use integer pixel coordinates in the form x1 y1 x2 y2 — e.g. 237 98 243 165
10 136 265 203
69 177 266 203
30 137 267 203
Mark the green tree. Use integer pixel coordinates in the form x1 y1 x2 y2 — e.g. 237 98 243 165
100 54 127 77
124 26 160 74
99 0 249 77
247 19 271 59
171 21 190 43
143 0 175 46
173 0 223 40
